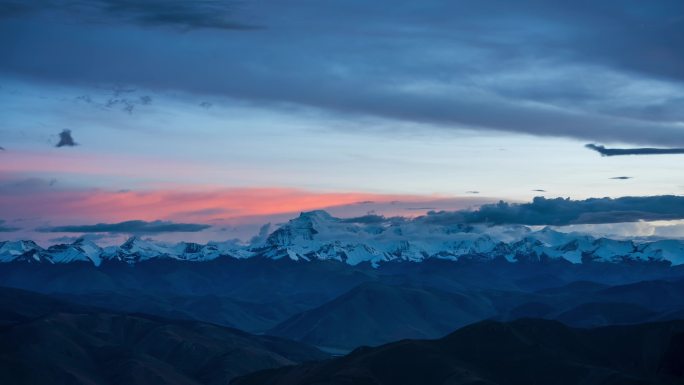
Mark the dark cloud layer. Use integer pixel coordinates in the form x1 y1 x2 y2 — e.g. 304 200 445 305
48 233 115 243
421 196 684 226
40 220 210 234
55 129 76 147
2 0 684 145
586 144 684 156
0 220 19 232
0 0 255 30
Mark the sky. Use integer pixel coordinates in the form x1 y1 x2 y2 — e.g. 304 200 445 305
1 0 683 244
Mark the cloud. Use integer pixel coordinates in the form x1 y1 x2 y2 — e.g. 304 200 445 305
39 220 210 234
340 214 388 224
0 146 5 151
248 223 271 245
76 88 154 113
0 180 432 223
0 0 257 30
532 189 546 192
610 176 632 180
175 207 234 217
2 1 684 145
55 129 77 147
48 233 116 243
466 191 480 194
420 196 684 226
586 144 684 156
0 177 59 193
100 0 258 30
0 220 19 232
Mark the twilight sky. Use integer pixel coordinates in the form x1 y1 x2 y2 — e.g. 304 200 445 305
1 0 683 244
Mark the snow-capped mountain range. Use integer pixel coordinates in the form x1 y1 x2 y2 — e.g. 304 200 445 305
1 210 683 267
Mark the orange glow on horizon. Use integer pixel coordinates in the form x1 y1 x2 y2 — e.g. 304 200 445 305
0 185 434 224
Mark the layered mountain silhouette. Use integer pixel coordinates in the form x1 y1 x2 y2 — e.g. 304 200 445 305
233 318 684 385
3 256 684 350
2 211 684 384
269 282 498 350
268 279 684 350
0 287 327 385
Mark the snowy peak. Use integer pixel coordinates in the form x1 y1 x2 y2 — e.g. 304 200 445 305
585 238 636 263
45 238 103 266
297 210 334 222
253 211 684 266
100 237 235 264
639 240 684 265
119 236 166 253
170 242 223 261
0 240 43 263
1 211 683 267
265 210 335 246
104 237 189 263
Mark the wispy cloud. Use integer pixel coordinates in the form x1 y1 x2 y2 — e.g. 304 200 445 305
340 214 390 224
1 0 258 30
610 176 633 180
102 0 258 30
586 144 684 156
39 220 210 234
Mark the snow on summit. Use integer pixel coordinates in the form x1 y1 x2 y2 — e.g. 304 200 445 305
1 211 682 267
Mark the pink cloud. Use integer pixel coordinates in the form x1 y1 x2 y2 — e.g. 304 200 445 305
0 183 439 224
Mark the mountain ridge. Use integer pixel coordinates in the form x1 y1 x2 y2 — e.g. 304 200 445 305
0 286 329 385
232 318 684 385
2 211 683 267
